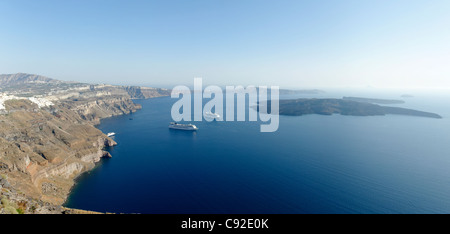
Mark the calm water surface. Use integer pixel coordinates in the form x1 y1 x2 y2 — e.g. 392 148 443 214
65 90 450 213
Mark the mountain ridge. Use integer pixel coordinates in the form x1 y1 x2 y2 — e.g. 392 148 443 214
0 73 61 86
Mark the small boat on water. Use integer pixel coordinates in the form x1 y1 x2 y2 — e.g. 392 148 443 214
169 122 198 131
205 111 221 120
107 132 116 137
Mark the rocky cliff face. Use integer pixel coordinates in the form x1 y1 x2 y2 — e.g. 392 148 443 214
0 73 169 214
123 86 171 99
62 95 142 125
0 99 123 209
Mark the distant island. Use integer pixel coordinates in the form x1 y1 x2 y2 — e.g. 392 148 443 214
252 87 324 95
258 98 442 119
343 96 405 104
279 89 325 95
0 73 170 214
401 94 414 98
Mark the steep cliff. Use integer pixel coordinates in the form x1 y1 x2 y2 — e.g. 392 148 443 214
0 73 169 214
123 86 171 99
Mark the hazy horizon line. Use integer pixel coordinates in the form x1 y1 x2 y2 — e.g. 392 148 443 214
2 72 450 92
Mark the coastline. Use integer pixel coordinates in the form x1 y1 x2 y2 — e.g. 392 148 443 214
1 98 149 214
60 114 130 211
61 98 153 212
0 74 170 214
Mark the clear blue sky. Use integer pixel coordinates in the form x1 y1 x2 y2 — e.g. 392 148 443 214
0 0 449 88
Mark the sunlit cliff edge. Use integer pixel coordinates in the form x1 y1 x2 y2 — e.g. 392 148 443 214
0 73 170 214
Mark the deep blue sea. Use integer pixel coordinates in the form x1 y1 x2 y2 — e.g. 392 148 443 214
64 89 450 214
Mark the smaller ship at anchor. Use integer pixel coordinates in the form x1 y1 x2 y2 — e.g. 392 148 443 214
169 122 198 131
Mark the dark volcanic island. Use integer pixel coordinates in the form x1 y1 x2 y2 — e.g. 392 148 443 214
258 98 442 119
0 73 170 214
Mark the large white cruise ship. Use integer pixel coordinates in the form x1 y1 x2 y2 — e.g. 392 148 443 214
169 122 198 131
